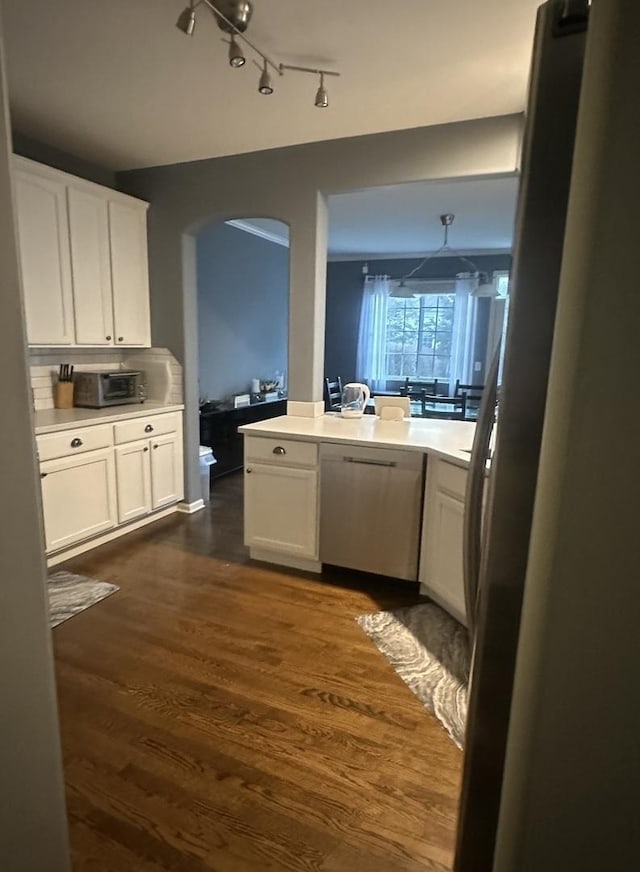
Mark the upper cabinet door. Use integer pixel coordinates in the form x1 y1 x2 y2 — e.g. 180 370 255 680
14 170 74 345
67 187 114 345
109 200 151 347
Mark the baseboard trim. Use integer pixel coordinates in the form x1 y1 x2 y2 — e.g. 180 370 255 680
249 547 322 574
177 498 205 514
47 505 179 567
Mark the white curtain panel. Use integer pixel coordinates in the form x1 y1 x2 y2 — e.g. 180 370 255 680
356 275 390 391
450 275 479 387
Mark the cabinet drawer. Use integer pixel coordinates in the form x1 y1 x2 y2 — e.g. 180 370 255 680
37 423 113 461
433 458 467 500
114 412 178 445
244 436 317 468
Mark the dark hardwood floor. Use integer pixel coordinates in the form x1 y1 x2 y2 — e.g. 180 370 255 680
53 472 462 871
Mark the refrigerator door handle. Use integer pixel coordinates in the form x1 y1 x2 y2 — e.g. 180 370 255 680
463 345 500 640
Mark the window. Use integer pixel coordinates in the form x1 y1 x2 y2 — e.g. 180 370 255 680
386 293 456 380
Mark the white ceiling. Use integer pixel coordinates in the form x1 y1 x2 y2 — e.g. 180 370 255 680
229 174 519 257
3 0 540 170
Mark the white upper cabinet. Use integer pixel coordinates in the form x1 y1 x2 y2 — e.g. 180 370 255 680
109 200 151 347
13 169 74 345
68 186 114 345
13 156 151 348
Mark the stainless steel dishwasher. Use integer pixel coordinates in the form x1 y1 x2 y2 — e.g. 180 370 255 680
319 442 425 581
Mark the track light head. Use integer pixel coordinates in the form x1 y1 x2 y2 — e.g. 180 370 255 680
228 36 246 68
258 63 273 95
213 0 253 34
176 5 196 35
315 73 328 108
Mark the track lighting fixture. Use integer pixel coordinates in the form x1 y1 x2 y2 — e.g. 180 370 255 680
258 61 273 95
174 1 341 108
176 3 196 35
314 73 329 108
228 35 245 67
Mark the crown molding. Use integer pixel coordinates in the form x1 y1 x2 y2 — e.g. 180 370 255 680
225 219 290 248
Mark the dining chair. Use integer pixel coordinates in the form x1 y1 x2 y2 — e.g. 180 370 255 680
399 378 444 400
324 376 343 411
421 393 467 421
453 380 485 402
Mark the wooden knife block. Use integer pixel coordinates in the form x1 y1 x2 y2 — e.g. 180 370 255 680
54 381 74 409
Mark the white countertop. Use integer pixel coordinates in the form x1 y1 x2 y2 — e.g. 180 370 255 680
34 402 185 435
239 413 477 467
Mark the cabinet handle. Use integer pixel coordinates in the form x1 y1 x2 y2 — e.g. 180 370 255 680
40 472 48 479
153 444 158 449
273 446 286 455
70 437 83 448
246 467 253 474
106 335 112 341
343 456 397 467
118 336 124 342
143 447 149 452
144 424 154 433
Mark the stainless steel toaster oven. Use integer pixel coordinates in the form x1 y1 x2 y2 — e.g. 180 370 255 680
73 371 145 408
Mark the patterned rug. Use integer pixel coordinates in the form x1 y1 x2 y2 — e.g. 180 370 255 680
47 571 119 629
357 601 470 748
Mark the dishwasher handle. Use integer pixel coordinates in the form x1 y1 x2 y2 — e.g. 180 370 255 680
343 456 397 468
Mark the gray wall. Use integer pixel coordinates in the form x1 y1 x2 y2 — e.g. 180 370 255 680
197 223 288 401
494 0 640 868
12 130 117 188
118 114 522 502
325 254 511 386
0 13 70 871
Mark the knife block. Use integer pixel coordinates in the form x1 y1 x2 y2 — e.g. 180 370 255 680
54 381 74 409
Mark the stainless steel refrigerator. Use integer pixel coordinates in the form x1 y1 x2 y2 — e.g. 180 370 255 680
456 1 591 869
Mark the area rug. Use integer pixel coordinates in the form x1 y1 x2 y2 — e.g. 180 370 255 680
357 602 470 748
47 571 119 629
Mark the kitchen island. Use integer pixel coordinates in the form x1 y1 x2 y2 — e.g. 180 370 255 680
239 413 478 625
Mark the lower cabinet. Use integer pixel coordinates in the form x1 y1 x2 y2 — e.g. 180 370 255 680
38 411 184 557
115 440 152 523
419 457 468 626
243 436 319 561
40 447 117 551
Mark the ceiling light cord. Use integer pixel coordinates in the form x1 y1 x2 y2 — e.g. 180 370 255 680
176 1 340 106
399 214 485 285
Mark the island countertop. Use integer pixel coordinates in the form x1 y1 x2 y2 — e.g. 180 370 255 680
239 413 477 467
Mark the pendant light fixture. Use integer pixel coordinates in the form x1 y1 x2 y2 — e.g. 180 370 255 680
174 1 341 107
390 214 495 298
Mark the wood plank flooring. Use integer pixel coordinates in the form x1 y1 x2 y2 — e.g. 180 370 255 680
53 472 462 871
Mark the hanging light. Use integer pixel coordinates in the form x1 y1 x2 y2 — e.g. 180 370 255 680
390 279 417 300
395 214 481 289
315 72 329 108
176 3 197 35
258 61 273 94
228 35 246 67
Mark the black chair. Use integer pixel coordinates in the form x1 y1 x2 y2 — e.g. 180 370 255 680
324 376 343 411
453 380 485 402
421 393 467 421
399 378 443 399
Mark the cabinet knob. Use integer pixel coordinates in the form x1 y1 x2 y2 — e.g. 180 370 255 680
153 444 158 449
143 446 149 452
144 424 154 433
273 446 286 455
106 335 112 341
70 437 83 448
40 472 48 479
118 337 124 342
246 467 252 474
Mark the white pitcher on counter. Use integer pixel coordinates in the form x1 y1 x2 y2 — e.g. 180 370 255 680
340 382 370 418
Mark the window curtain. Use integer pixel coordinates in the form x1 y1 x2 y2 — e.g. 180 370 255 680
356 275 390 392
449 274 478 389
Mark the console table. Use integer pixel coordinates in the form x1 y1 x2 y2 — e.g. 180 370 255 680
199 398 287 479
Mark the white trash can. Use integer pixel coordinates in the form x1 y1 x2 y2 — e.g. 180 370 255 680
199 445 217 504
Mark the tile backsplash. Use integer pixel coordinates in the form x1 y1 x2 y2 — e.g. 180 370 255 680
29 347 183 410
